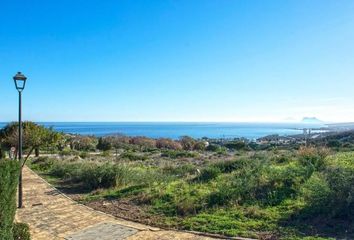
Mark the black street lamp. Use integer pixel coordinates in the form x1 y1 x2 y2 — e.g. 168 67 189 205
13 71 27 208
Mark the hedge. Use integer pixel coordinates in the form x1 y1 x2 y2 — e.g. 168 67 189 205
13 222 30 240
0 159 20 240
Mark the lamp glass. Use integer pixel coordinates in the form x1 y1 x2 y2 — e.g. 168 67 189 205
13 72 27 91
15 79 26 91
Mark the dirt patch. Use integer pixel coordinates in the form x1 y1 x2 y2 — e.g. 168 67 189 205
85 199 169 227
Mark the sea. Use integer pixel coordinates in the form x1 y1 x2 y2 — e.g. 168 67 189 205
0 122 326 140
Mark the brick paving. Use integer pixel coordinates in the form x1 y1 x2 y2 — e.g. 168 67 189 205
65 223 138 240
15 166 216 240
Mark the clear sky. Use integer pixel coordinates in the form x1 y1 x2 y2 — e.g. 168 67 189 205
0 0 353 122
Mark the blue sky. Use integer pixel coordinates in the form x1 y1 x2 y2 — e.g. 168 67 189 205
0 0 353 122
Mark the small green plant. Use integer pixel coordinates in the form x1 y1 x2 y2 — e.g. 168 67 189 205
101 150 111 157
12 222 30 240
206 144 221 152
196 166 221 182
79 151 89 159
212 159 241 173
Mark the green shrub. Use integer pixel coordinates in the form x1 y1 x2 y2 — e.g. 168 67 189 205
193 141 206 151
120 152 147 161
205 144 220 152
59 149 79 157
326 140 341 148
216 147 228 155
149 181 210 216
0 149 6 159
101 150 110 157
97 137 112 151
162 164 196 177
79 152 89 159
324 166 354 219
0 159 20 240
224 141 247 150
12 223 30 240
298 147 330 171
212 159 242 173
206 157 309 207
30 157 54 172
161 150 198 159
196 166 221 182
80 163 134 190
301 173 332 215
207 186 233 207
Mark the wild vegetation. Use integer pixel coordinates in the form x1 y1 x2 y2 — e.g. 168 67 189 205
1 122 354 239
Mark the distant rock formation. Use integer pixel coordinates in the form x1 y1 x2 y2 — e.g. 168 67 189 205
301 117 323 124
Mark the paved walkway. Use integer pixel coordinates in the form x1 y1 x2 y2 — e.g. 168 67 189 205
15 167 217 240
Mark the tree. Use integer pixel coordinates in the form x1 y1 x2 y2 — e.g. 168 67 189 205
69 135 97 151
109 136 130 157
96 136 131 157
0 122 62 160
97 137 112 151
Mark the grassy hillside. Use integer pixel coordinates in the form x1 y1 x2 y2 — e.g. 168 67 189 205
28 148 353 239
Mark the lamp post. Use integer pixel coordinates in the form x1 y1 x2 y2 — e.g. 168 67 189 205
13 72 27 208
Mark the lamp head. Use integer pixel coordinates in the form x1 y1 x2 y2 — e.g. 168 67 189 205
13 72 27 91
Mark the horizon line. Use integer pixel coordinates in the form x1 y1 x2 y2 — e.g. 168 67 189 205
0 120 342 124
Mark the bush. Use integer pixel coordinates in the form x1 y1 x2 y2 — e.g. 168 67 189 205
120 152 147 161
193 141 207 151
298 146 330 171
101 150 111 157
212 159 241 173
293 151 353 220
30 157 54 172
0 159 20 240
162 164 196 177
0 149 6 159
225 141 247 150
323 166 354 219
79 152 89 159
206 145 228 155
130 137 156 149
149 181 210 216
161 150 198 159
196 166 221 182
79 163 133 190
97 137 112 151
12 223 30 240
205 144 220 152
70 136 97 151
59 149 79 157
326 140 341 148
179 136 196 150
301 173 332 215
49 162 85 181
156 138 183 150
206 157 310 207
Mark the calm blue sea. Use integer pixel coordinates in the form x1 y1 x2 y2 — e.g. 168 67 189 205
0 122 326 140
